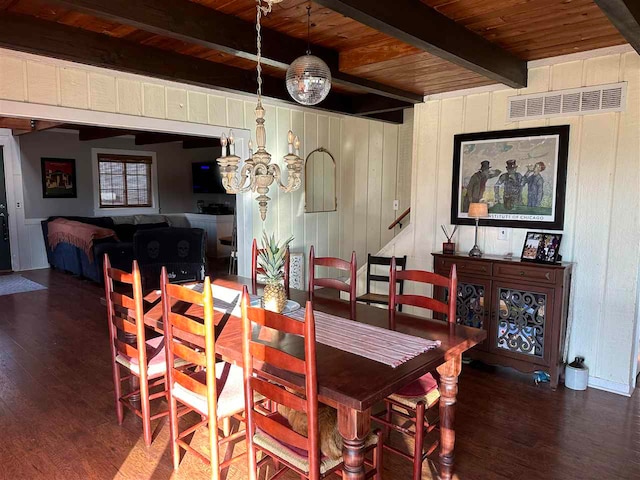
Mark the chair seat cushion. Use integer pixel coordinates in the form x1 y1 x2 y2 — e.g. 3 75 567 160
389 372 440 409
115 336 168 378
253 412 379 475
356 292 390 304
172 362 245 419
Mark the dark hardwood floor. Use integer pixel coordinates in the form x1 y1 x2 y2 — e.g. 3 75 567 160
0 269 638 480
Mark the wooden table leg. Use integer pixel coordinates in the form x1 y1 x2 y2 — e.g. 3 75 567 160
337 405 371 480
436 354 462 480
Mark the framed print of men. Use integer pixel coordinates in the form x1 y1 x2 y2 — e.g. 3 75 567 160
451 125 569 230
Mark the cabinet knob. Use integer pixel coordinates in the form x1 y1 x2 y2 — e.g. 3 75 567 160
545 272 551 280
519 271 525 276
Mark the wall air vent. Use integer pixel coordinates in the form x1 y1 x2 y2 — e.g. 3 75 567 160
508 82 626 121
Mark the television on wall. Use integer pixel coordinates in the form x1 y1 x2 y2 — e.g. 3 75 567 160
192 162 226 194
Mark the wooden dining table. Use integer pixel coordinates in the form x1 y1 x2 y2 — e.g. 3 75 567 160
141 275 486 480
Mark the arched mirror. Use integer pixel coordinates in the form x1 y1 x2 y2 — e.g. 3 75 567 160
305 147 337 213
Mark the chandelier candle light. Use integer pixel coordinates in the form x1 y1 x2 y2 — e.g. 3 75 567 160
217 0 304 222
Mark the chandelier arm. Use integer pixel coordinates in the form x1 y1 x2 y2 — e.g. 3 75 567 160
231 163 256 193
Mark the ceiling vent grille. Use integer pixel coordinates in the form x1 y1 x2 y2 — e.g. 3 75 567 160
508 82 626 121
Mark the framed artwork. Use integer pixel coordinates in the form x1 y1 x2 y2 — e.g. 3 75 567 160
41 158 77 198
521 232 562 264
451 125 570 230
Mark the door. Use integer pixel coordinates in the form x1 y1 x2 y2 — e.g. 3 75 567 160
0 148 12 271
434 276 491 351
489 279 555 367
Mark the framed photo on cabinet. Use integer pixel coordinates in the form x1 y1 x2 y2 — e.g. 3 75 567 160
521 232 562 264
451 125 570 230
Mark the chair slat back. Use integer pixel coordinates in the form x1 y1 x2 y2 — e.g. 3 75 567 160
241 286 321 476
251 238 290 296
309 245 357 302
389 257 457 327
365 254 407 295
103 255 148 374
161 270 219 448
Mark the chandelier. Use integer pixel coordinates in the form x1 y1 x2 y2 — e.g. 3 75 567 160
286 5 332 105
217 0 304 222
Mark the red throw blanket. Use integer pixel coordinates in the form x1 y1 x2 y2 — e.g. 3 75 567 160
47 218 118 262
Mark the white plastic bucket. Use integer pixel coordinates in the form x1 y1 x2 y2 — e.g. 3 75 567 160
565 364 589 390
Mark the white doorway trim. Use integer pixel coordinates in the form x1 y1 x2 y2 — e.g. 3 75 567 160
633 264 640 389
0 130 22 271
0 99 251 272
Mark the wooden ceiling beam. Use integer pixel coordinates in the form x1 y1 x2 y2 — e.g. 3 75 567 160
46 0 422 104
0 117 62 135
78 128 132 141
314 0 528 89
134 132 183 145
0 13 405 123
593 0 640 52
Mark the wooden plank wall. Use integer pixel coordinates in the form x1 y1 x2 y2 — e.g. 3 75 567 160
396 51 640 392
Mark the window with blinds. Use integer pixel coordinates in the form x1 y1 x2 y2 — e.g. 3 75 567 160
97 154 152 208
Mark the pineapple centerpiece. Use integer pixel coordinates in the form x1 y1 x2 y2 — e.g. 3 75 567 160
258 232 294 313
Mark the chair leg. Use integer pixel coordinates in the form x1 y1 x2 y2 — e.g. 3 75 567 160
139 374 152 447
374 429 384 480
247 430 258 480
383 401 392 441
222 416 231 437
413 402 426 480
209 416 220 480
112 363 124 425
168 390 181 470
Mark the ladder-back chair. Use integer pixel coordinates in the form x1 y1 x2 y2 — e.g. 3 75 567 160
161 269 246 478
308 246 356 303
240 286 382 480
374 257 457 480
356 254 407 310
103 255 169 447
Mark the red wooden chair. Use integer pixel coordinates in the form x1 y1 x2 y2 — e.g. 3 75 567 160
308 246 356 303
161 269 246 478
373 257 457 480
103 255 169 447
240 286 383 480
251 238 290 296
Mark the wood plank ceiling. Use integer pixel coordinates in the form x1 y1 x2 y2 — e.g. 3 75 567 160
0 0 628 123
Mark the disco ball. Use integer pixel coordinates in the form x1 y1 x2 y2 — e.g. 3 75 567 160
286 54 332 106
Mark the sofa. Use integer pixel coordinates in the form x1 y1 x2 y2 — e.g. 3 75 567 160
41 215 205 285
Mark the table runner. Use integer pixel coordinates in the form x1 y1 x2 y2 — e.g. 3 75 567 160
207 284 440 368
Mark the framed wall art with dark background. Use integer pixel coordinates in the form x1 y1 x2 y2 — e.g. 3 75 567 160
451 125 570 230
41 158 77 199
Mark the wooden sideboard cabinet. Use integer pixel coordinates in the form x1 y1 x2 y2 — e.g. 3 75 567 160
432 253 573 390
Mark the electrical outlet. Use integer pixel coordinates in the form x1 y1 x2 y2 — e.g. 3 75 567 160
393 200 399 211
16 201 21 209
498 228 508 241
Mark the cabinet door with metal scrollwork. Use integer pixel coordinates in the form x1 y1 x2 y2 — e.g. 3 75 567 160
489 280 555 367
451 278 491 350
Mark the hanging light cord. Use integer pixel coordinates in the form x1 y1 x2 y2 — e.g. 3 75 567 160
256 0 274 104
306 5 311 55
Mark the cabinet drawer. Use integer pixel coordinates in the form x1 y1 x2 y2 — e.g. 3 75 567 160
436 257 492 276
493 263 556 284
